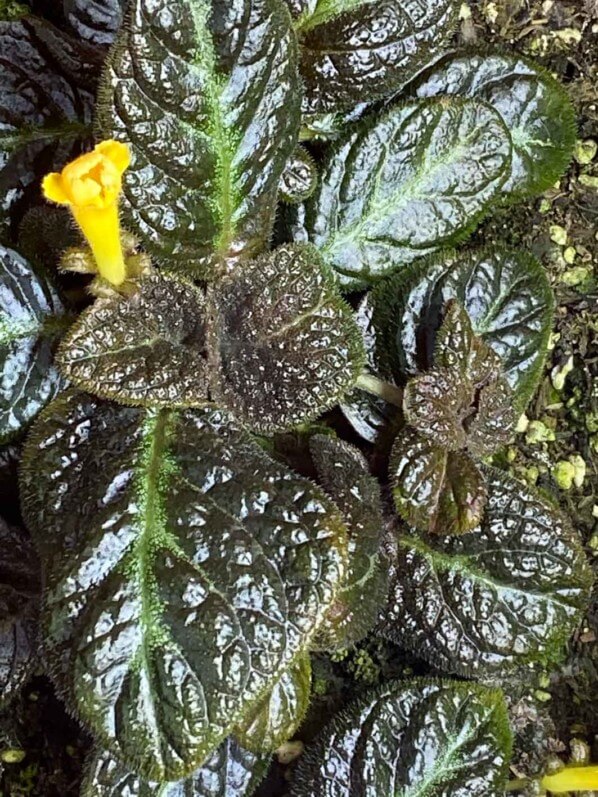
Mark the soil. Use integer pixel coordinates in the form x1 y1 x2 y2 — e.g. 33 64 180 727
0 1 596 795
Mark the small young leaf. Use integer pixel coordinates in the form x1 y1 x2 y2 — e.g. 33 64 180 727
379 467 593 676
403 368 471 450
20 392 347 780
63 0 124 45
310 435 388 648
57 274 210 408
434 298 502 387
236 655 311 753
290 678 512 796
303 99 512 288
291 0 458 114
0 517 40 707
401 303 517 457
82 737 269 797
390 428 487 535
467 376 517 457
97 0 301 277
208 244 365 433
0 244 66 442
0 17 97 238
372 247 554 409
412 52 576 198
300 103 369 142
280 147 318 204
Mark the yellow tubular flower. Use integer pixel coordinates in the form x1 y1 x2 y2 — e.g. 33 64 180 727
542 765 598 792
42 140 131 286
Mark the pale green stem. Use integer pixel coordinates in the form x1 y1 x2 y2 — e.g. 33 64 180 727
355 373 404 408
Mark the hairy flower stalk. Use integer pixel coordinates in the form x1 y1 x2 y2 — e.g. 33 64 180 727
42 140 131 286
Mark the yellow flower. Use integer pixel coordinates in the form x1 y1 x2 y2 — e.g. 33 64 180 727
542 765 598 792
43 140 131 286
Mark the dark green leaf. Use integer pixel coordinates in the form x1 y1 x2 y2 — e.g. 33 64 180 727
82 738 269 797
0 244 66 442
412 52 576 198
372 247 554 409
280 147 318 204
208 244 365 433
57 275 210 408
310 435 387 648
97 0 301 277
16 206 80 271
339 296 400 444
20 392 347 780
0 517 40 707
390 428 487 535
236 654 311 752
302 99 512 288
292 0 458 114
403 368 471 450
63 0 124 45
0 17 97 239
379 467 592 676
290 678 512 796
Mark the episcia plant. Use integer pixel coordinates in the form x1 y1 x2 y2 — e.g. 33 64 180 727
0 0 596 795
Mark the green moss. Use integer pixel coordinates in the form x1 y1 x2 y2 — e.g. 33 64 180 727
552 461 575 491
0 0 28 20
526 420 556 445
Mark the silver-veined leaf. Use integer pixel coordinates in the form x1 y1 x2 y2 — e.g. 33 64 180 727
302 98 512 288
21 392 348 780
97 0 301 277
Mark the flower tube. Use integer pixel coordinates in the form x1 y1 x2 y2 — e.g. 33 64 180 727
42 140 131 286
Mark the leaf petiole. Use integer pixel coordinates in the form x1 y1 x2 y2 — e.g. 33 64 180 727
355 373 404 408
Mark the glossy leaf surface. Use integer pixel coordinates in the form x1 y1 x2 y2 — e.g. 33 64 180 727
0 17 96 239
63 0 124 45
20 392 347 780
290 679 511 796
0 517 40 707
303 99 511 287
379 467 592 676
58 275 210 407
401 303 517 456
82 737 269 797
0 244 65 442
413 52 576 197
97 0 301 277
467 375 516 457
403 368 471 450
391 429 487 535
372 248 554 409
293 0 458 114
236 654 311 753
434 298 502 386
208 245 365 433
310 435 387 648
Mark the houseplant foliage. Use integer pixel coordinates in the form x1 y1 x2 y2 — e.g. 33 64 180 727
0 0 592 795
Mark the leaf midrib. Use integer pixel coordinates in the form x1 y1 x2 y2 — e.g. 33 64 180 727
398 533 577 610
131 408 171 760
188 0 239 259
394 723 478 797
322 106 503 256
